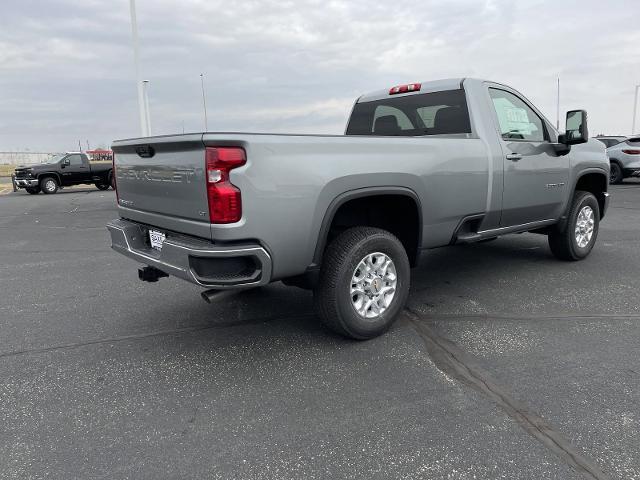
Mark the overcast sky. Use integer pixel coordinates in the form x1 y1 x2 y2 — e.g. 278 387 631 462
0 0 638 152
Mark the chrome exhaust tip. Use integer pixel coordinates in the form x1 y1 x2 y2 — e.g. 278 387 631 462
200 289 239 304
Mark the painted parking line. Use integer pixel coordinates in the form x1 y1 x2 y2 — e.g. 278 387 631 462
0 185 109 195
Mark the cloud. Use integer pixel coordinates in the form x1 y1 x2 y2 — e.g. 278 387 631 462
0 0 638 151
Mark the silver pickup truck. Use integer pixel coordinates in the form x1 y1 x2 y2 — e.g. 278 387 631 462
107 78 609 339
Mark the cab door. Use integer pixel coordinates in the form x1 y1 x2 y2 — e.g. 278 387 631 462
61 154 88 185
487 87 569 227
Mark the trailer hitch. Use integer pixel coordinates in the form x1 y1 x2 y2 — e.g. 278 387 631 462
138 266 169 282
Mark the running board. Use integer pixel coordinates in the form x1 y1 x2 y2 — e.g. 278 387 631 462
456 218 558 244
456 233 483 244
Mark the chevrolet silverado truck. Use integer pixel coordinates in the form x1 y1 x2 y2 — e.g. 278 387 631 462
14 152 113 194
107 78 609 339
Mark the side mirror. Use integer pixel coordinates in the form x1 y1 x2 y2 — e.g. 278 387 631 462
61 158 70 168
561 110 589 145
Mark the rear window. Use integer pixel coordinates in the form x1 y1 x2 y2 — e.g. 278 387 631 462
597 138 623 147
346 89 472 136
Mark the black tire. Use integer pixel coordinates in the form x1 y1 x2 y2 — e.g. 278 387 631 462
96 183 110 191
313 227 410 340
25 187 40 195
609 162 623 184
40 176 58 194
548 191 599 261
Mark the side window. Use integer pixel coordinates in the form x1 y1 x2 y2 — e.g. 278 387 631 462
66 154 84 166
489 88 546 142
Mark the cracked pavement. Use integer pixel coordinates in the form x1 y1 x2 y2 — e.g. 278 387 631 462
1 183 639 479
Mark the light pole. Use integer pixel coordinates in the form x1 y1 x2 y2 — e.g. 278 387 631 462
129 0 150 136
556 77 560 130
632 84 640 135
200 73 208 131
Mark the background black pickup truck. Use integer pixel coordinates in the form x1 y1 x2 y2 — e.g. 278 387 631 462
13 152 113 194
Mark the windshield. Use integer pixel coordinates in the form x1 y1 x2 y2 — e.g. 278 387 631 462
346 89 472 136
45 154 66 164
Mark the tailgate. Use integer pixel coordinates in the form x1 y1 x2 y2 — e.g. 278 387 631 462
112 134 210 236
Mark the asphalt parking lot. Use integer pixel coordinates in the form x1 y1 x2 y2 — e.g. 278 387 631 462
1 184 639 480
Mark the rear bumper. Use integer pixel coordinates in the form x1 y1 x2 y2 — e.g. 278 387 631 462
107 218 272 289
14 179 39 188
619 156 640 175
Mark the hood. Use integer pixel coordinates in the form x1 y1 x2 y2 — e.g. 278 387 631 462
16 163 54 170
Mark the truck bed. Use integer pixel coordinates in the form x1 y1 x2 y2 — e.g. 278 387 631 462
112 131 489 280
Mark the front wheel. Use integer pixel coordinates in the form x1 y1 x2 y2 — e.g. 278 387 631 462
96 183 110 191
40 176 58 194
548 191 600 261
313 227 410 340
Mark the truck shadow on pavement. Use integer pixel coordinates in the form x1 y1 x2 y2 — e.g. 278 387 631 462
411 233 566 294
166 233 559 341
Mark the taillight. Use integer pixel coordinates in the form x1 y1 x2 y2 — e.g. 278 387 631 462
112 151 118 203
389 83 421 95
622 149 640 155
205 147 246 223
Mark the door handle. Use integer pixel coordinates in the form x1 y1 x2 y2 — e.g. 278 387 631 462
506 153 522 161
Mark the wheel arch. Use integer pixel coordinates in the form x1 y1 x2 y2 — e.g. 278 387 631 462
37 171 62 185
312 187 423 268
565 169 609 225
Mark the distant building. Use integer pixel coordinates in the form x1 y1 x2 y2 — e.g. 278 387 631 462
85 149 113 162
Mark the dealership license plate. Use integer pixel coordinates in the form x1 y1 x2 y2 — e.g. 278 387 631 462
149 229 166 251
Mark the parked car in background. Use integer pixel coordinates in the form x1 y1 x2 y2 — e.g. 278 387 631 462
107 78 609 340
13 152 114 194
602 137 640 184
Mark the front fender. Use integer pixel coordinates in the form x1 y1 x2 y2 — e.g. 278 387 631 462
36 171 63 185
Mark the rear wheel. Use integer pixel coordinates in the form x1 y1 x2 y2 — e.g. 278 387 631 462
609 162 623 184
548 191 599 261
25 187 40 195
40 176 58 194
313 227 410 340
